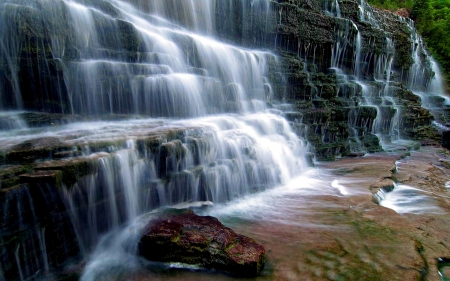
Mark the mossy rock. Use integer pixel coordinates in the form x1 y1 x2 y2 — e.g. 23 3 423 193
5 137 72 164
20 170 63 187
405 125 441 143
319 84 337 99
34 156 101 187
117 19 143 54
0 165 33 189
362 134 383 153
139 209 266 276
136 136 165 155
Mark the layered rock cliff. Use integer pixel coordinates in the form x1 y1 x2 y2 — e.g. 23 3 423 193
266 0 442 159
0 0 445 160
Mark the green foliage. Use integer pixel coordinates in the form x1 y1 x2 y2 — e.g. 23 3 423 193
413 0 450 86
368 0 450 87
368 0 415 10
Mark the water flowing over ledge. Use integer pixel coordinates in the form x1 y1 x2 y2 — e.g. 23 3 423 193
1 0 450 280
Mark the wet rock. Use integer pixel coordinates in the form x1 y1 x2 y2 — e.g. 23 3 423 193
361 133 383 153
284 111 303 122
20 170 63 186
405 125 441 144
0 165 33 189
138 209 266 276
442 130 450 149
117 19 143 54
5 137 71 163
34 155 103 187
305 152 315 166
348 152 366 157
20 112 83 128
0 182 79 281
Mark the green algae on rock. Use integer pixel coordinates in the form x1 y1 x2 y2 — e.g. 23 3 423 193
138 209 266 276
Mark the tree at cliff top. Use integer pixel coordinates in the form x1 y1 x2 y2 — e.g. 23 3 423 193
368 0 450 89
368 0 415 10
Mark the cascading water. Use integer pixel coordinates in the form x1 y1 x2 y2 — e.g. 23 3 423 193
325 0 341 18
329 0 435 151
0 0 274 116
407 25 450 126
357 0 378 26
374 183 445 214
1 0 449 279
60 114 307 255
0 0 310 280
329 17 370 153
367 37 403 146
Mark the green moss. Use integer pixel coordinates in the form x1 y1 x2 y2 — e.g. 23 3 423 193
405 125 441 142
226 243 236 251
362 134 383 153
85 139 126 152
171 234 181 243
34 157 99 188
393 33 414 70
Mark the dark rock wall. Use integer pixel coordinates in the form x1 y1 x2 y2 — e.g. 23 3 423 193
0 183 79 281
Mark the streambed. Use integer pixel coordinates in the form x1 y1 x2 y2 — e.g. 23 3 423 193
47 147 450 281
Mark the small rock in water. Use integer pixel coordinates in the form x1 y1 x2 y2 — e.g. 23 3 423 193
138 209 266 276
348 152 366 157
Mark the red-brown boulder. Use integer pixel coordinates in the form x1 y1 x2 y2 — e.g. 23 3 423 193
138 209 266 276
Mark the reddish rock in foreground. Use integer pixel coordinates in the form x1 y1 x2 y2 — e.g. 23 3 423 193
138 209 266 276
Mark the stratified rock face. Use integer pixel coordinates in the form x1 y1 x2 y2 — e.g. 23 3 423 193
263 0 443 159
138 209 266 276
0 0 444 159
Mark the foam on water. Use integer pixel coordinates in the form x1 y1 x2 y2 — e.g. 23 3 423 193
199 169 361 227
378 184 444 214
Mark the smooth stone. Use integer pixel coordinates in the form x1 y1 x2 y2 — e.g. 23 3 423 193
138 209 266 276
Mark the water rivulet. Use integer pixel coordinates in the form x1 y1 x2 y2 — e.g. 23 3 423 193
0 0 447 280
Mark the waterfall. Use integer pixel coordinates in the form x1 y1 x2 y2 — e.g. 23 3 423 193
61 113 307 253
406 21 449 126
401 17 450 127
0 0 310 279
325 0 341 18
375 183 444 214
330 0 433 150
0 0 448 279
0 0 274 116
0 183 78 280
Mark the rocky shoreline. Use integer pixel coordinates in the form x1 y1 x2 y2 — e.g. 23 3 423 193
191 146 450 281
